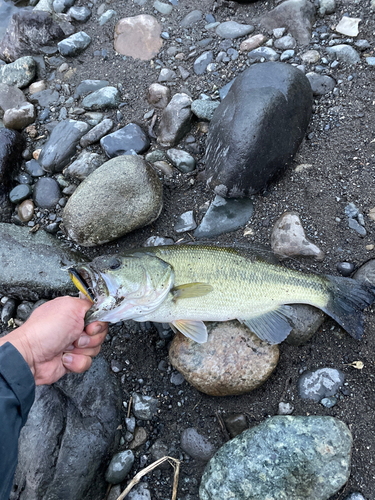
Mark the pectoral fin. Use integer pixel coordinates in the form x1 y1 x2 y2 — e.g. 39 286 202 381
170 320 208 343
171 282 213 301
239 305 296 345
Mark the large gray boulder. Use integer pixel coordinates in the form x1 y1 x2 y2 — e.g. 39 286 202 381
0 223 85 300
11 357 121 500
200 416 352 500
0 10 65 63
62 156 163 246
205 62 312 198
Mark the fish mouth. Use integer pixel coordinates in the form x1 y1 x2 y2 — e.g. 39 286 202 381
68 266 97 302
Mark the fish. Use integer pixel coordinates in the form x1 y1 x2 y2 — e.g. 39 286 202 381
68 244 375 345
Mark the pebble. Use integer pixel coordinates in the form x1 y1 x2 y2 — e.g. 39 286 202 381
191 99 219 120
129 427 148 450
301 49 320 64
278 402 294 415
67 6 91 22
158 68 176 82
180 428 217 461
58 32 91 57
16 301 34 321
82 87 120 110
64 152 103 180
335 16 361 37
240 34 266 52
99 9 116 26
153 0 172 15
9 184 32 204
248 47 279 62
18 199 34 222
215 21 254 39
100 123 150 157
274 35 296 50
174 210 197 233
132 393 158 420
349 217 366 236
306 72 336 95
33 177 61 209
337 262 355 277
1 298 16 323
0 83 26 112
166 148 195 173
126 483 152 500
80 118 113 148
105 450 134 484
224 414 248 438
344 494 366 500
321 396 337 408
126 416 136 433
29 89 59 107
326 44 360 65
193 51 213 75
53 0 74 13
280 50 294 61
147 83 170 109
157 93 192 147
74 79 109 99
180 10 202 28
298 367 345 401
170 371 185 385
194 195 254 239
3 102 35 130
271 212 325 260
169 321 279 396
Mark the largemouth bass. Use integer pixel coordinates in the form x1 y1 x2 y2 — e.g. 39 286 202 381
68 245 375 344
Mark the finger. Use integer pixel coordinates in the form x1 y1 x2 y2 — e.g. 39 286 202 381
67 345 101 358
85 321 108 337
75 330 107 348
62 353 92 373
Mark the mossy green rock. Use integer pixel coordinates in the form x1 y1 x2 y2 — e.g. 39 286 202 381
199 416 352 500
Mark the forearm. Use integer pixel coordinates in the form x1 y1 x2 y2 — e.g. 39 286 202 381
0 342 35 499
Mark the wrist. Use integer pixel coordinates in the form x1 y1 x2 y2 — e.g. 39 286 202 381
0 329 36 377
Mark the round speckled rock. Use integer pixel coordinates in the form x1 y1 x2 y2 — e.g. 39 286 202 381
62 156 163 246
33 177 61 209
199 416 352 500
169 321 279 396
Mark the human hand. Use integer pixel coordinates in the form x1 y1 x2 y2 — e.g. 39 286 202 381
0 296 108 385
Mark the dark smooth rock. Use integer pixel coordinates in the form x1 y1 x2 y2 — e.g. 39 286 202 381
224 414 248 438
200 416 352 500
337 262 355 277
205 62 313 198
100 123 150 158
0 128 25 188
1 298 16 323
0 10 65 63
33 177 61 209
11 357 121 500
0 222 84 300
29 89 59 107
25 159 44 177
194 195 254 238
180 428 217 461
9 183 32 204
38 119 90 173
306 72 336 95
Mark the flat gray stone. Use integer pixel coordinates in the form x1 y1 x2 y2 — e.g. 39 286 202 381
298 368 345 401
0 222 85 300
306 72 336 95
105 450 134 484
0 83 26 112
80 118 113 147
248 46 279 62
180 10 202 27
157 93 192 147
194 195 254 238
58 31 91 57
29 89 59 107
38 119 90 173
215 21 254 39
64 152 104 180
191 99 219 120
82 87 120 110
326 44 360 64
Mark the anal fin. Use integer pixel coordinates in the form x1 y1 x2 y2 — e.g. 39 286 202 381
170 320 208 343
239 305 296 345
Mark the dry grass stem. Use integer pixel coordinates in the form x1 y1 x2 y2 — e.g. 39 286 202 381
116 456 180 500
127 396 133 419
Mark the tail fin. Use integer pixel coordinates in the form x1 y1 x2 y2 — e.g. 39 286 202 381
323 275 375 339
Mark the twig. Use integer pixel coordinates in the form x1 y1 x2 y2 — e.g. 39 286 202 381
116 456 180 500
103 483 112 500
215 411 230 442
127 396 132 419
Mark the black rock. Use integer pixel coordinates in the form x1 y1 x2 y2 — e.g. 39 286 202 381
0 128 25 188
0 10 65 63
205 62 313 198
11 357 121 500
100 123 150 158
25 159 44 177
33 177 61 209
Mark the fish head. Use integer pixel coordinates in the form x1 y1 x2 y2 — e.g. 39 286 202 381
68 252 174 325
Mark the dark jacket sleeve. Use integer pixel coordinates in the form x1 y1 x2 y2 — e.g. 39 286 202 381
0 342 35 500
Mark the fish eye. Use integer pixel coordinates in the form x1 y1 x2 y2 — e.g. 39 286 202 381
108 257 121 270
